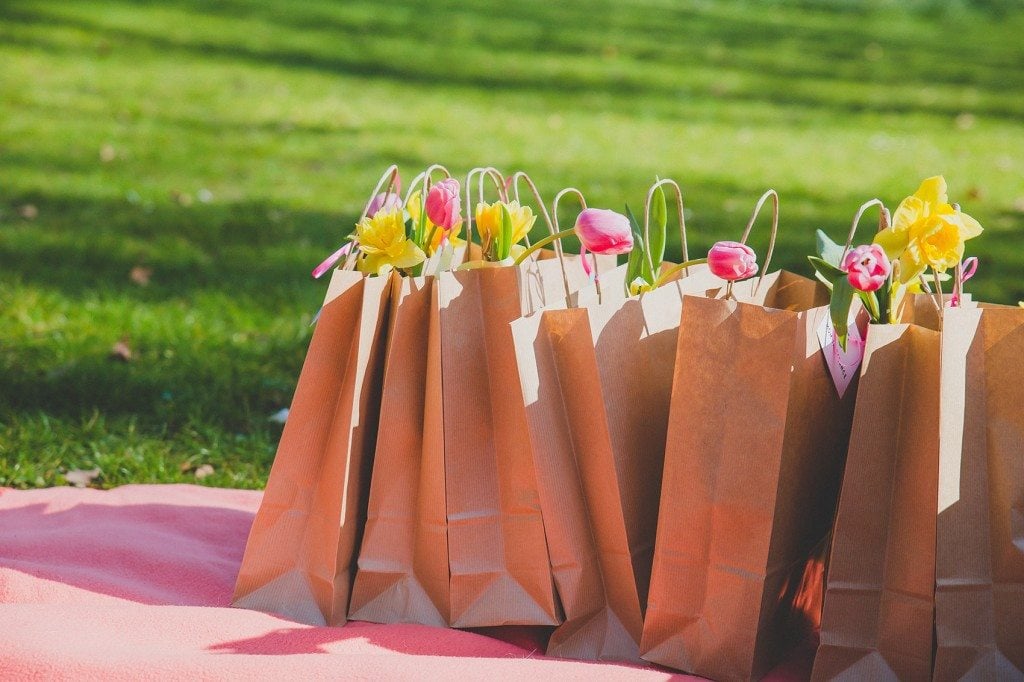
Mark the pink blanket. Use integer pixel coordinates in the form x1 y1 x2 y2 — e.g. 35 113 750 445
0 484 812 679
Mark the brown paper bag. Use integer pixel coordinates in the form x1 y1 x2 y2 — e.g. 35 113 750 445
347 253 612 627
347 274 449 626
513 307 642 660
510 266 723 661
438 264 561 627
934 306 1024 680
811 322 940 682
233 269 392 626
583 265 724 608
641 272 855 681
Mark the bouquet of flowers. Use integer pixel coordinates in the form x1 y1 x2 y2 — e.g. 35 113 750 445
231 165 1021 680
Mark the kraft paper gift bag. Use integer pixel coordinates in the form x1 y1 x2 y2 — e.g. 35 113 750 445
811 322 940 682
510 266 723 662
347 274 449 626
437 263 565 628
580 268 724 604
233 268 392 626
933 306 1024 680
347 251 613 628
512 306 642 661
641 271 855 682
346 246 472 627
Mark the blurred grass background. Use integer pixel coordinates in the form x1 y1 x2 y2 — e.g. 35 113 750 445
2 0 1023 488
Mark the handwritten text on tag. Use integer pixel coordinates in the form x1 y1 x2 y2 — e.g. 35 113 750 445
816 314 865 399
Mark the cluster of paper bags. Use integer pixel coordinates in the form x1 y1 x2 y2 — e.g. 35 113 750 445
231 248 1024 680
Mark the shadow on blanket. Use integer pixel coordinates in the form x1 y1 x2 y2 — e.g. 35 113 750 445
0 498 254 606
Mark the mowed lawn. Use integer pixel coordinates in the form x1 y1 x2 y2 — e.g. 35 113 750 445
2 0 1023 488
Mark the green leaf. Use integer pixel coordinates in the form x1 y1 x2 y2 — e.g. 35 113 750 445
859 289 881 321
807 255 847 282
624 203 654 285
816 229 845 268
416 193 429 246
876 278 892 323
649 183 667 268
499 204 514 260
624 204 643 245
830 277 855 351
625 242 644 295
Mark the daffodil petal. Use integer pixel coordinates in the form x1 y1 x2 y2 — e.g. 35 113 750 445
915 176 948 206
389 241 427 270
874 226 910 260
358 252 387 275
958 211 984 240
899 249 928 284
892 196 924 231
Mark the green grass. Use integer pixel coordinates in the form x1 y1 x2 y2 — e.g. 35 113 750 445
2 0 1023 489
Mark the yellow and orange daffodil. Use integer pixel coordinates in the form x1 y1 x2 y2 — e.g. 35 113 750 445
354 208 425 275
873 176 983 283
475 200 537 249
407 190 465 255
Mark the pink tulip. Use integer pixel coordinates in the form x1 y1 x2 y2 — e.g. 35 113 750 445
366 192 403 216
574 208 633 279
842 244 891 292
707 241 758 281
425 178 461 230
574 208 633 255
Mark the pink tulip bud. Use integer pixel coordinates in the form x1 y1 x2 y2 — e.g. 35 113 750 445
425 178 461 230
573 208 633 255
366 192 403 216
842 244 891 292
707 241 758 281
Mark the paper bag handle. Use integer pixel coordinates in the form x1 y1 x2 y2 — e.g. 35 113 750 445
839 198 887 262
552 187 599 299
510 171 572 302
463 166 508 259
737 189 779 294
838 199 946 320
642 178 690 277
341 164 403 271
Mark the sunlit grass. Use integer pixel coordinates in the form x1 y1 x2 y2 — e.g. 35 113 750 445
2 0 1023 488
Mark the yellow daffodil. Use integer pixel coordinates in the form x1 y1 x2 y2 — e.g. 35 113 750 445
873 176 983 283
475 200 537 247
355 208 425 275
407 190 465 255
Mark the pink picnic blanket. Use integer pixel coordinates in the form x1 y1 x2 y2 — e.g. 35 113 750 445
0 484 812 680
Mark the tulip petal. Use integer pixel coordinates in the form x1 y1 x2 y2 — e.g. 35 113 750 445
311 242 354 279
961 256 979 283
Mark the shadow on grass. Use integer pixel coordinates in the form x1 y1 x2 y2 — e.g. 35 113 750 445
3 1 1023 122
0 178 896 303
3 172 1021 306
0 194 337 306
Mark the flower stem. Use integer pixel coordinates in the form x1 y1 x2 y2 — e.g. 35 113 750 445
424 224 439 254
859 290 881 321
512 228 576 265
654 257 709 286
